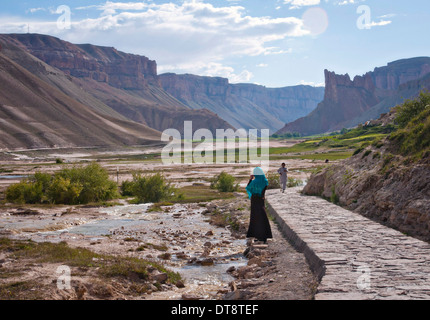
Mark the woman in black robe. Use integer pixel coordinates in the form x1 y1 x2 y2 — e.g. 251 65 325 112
246 167 272 244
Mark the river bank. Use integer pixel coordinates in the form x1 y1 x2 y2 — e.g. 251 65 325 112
0 192 317 300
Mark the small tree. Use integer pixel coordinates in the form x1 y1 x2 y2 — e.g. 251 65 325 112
210 172 239 192
5 162 119 205
131 172 176 203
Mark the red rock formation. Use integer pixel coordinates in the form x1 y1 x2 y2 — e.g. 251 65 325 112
4 34 159 90
277 57 430 136
371 58 430 90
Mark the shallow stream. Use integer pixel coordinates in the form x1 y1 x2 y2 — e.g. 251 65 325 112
8 202 248 299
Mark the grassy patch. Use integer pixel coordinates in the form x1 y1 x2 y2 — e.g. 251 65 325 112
269 143 318 155
135 243 168 252
174 185 236 203
0 238 181 288
278 151 353 161
208 209 241 231
0 281 44 300
390 105 430 158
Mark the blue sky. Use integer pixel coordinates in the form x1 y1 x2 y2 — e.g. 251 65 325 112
1 0 430 87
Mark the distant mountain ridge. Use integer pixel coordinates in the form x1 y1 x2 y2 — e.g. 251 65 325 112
0 33 234 138
1 33 325 138
277 57 430 136
159 73 324 133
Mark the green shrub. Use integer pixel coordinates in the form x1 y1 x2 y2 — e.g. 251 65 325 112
47 176 83 205
131 172 176 203
394 91 430 128
362 150 372 159
120 180 135 197
5 172 52 204
56 162 118 204
5 163 118 205
287 177 303 188
210 172 239 192
373 152 381 159
389 92 430 157
266 172 280 189
330 186 340 204
5 181 41 204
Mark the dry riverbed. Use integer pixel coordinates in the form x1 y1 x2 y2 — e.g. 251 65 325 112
0 193 317 300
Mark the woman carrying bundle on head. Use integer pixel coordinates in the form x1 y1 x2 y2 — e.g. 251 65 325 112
245 167 273 244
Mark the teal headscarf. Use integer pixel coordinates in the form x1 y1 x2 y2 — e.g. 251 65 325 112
246 167 268 199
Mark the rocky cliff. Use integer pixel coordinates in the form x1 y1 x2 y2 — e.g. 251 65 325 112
0 46 162 150
4 33 159 90
277 57 430 136
160 73 325 133
371 57 430 91
0 34 234 136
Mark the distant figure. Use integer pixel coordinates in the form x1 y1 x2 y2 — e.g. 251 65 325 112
325 159 329 163
246 167 272 244
277 163 288 193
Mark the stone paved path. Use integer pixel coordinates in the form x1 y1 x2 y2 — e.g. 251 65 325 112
266 188 430 300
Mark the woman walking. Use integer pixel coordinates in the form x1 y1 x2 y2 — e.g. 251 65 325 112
246 167 273 244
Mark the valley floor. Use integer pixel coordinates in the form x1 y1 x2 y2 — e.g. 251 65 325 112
0 143 321 301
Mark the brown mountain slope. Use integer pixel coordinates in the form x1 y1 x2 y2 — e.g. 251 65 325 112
0 51 161 150
0 34 234 135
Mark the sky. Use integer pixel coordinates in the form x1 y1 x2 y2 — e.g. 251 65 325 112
1 0 430 88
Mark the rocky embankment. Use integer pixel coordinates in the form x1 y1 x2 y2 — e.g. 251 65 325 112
303 134 430 242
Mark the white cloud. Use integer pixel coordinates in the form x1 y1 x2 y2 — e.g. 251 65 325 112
80 2 305 69
336 0 368 6
337 0 356 5
298 80 324 87
27 8 46 14
77 1 150 16
378 13 397 19
159 61 253 83
0 1 309 83
284 0 320 10
364 20 392 28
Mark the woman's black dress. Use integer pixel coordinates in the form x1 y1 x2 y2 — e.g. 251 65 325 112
246 181 272 242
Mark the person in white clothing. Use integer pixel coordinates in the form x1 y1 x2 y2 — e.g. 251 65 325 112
277 163 288 193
